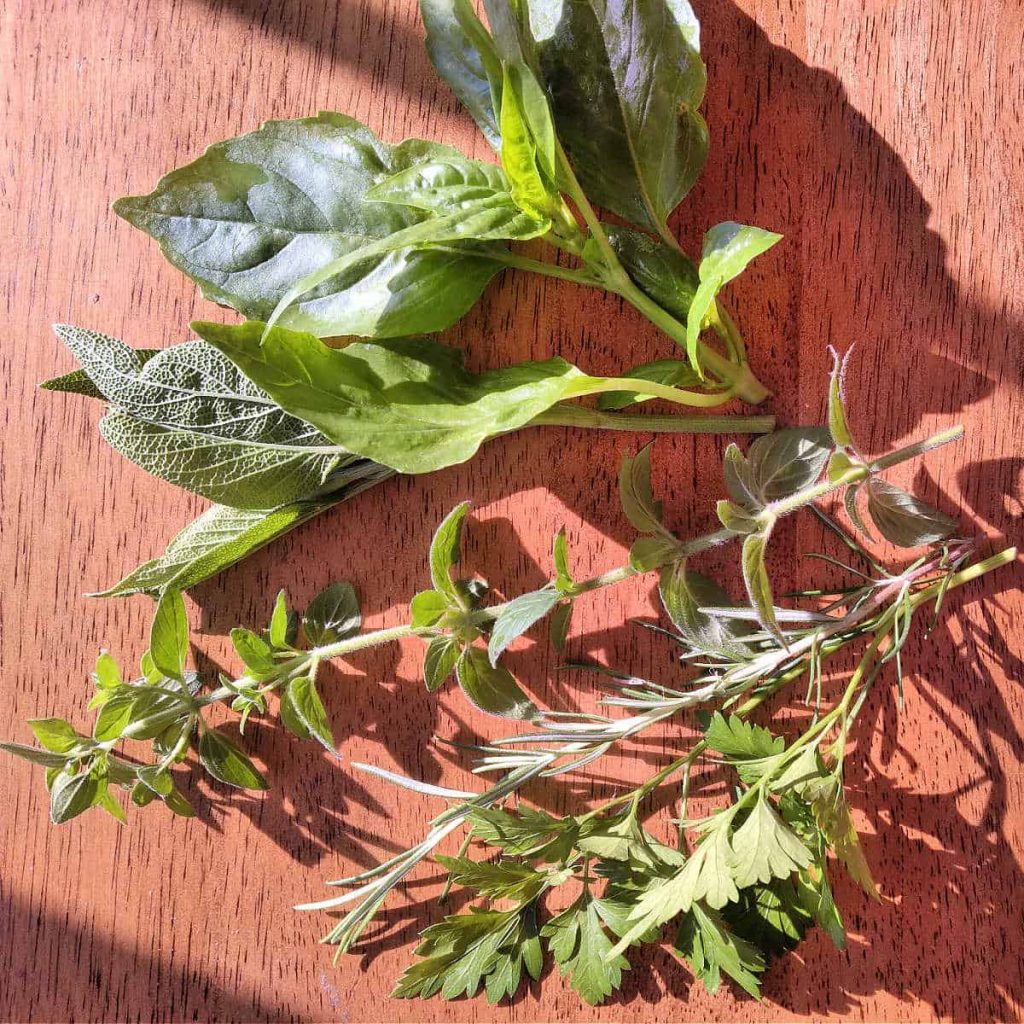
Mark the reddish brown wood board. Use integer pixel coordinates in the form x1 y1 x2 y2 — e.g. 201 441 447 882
1 0 1021 1020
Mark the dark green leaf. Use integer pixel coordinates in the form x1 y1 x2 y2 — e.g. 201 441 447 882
149 588 188 682
658 564 753 658
49 770 100 824
436 855 546 903
527 0 708 237
866 478 957 547
456 648 537 719
303 581 361 647
487 588 561 665
285 674 335 751
423 636 462 692
605 224 699 323
549 601 572 652
543 896 629 1005
743 427 833 503
198 729 269 790
674 904 765 999
420 0 504 149
0 741 71 769
114 114 506 339
136 764 174 797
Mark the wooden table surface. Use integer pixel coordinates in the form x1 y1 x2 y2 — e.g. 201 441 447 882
1 0 1022 1021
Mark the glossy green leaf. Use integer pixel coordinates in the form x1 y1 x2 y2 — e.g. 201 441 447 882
686 223 782 371
605 224 699 323
149 588 188 682
525 0 708 238
866 478 957 548
367 154 509 213
198 729 269 790
114 113 505 339
197 321 620 475
303 581 361 647
499 63 559 219
420 0 504 149
487 588 561 665
456 647 537 719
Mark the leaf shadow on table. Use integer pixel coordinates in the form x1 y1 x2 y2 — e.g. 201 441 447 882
0 892 304 1024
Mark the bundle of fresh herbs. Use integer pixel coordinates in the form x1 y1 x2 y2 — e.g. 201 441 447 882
6 355 1013 1003
45 0 782 597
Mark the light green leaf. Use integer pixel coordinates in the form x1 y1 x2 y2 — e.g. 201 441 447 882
285 674 335 752
114 113 505 339
149 588 188 682
423 636 463 691
437 855 546 903
420 0 504 149
728 793 813 888
456 648 537 719
827 348 855 448
552 527 572 590
303 581 361 647
705 713 784 783
198 321 616 475
429 502 471 600
230 628 276 677
198 729 269 790
499 63 559 219
269 590 290 648
596 359 702 411
544 897 629 1005
367 154 509 213
487 588 560 665
524 0 708 238
866 478 957 548
411 590 450 628
28 719 81 755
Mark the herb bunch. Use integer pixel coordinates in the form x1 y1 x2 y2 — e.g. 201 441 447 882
6 364 1013 1004
45 0 782 596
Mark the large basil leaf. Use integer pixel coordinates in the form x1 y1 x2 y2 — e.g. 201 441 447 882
521 0 708 237
54 326 348 509
605 225 699 322
113 113 506 339
420 0 504 149
93 464 392 598
197 320 615 475
366 154 509 212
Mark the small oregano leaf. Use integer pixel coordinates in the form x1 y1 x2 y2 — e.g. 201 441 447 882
866 478 957 548
424 636 463 692
28 719 80 754
230 628 276 677
269 590 290 648
487 588 561 666
285 674 335 752
410 590 450 628
741 530 784 644
50 770 100 824
619 445 663 535
303 582 361 647
456 648 537 719
198 729 269 790
430 502 471 601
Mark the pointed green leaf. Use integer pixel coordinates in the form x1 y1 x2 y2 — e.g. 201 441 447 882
303 581 361 647
28 719 81 755
198 729 268 790
429 502 471 600
728 793 813 888
456 648 537 719
487 587 560 665
50 770 100 824
285 674 335 751
866 478 957 548
149 588 188 682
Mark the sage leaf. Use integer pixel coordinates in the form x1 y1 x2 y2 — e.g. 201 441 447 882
303 582 361 647
197 321 617 475
149 588 188 682
50 770 100 824
198 729 269 790
487 587 561 665
525 0 708 237
41 347 158 399
456 648 537 719
114 113 506 339
424 636 463 692
430 502 471 601
94 467 392 598
285 674 335 751
420 0 504 149
866 478 957 548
